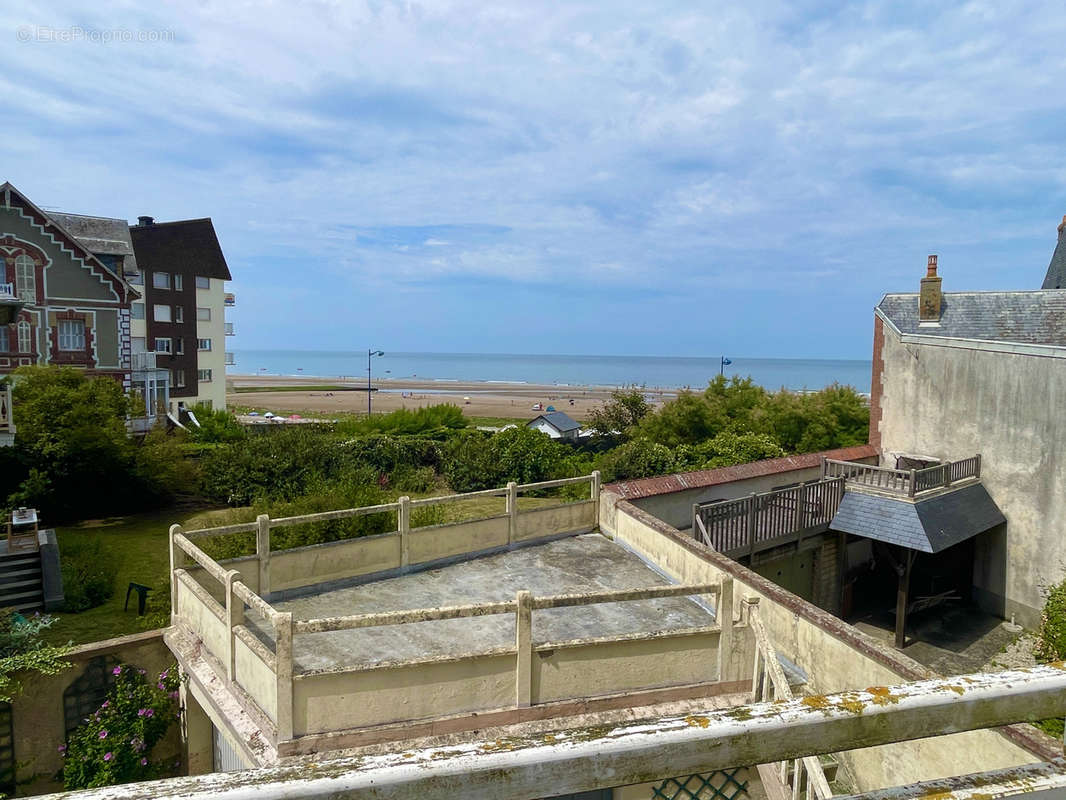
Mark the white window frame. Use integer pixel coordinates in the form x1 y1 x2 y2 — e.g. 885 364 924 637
171 369 185 388
153 304 172 323
175 337 184 355
132 336 146 353
155 337 172 354
196 307 211 321
174 274 184 291
15 255 35 303
17 320 31 353
152 272 171 290
197 338 212 351
131 302 145 320
195 276 210 290
174 305 184 323
57 319 86 351
197 369 213 382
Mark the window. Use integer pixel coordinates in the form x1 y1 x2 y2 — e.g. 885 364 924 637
131 302 145 320
0 327 8 353
132 336 146 353
15 255 35 303
197 338 212 351
57 319 85 351
174 274 184 291
174 305 184 323
152 272 171 290
197 369 213 382
195 276 210 289
155 337 172 354
153 304 171 323
127 271 143 285
171 369 185 388
175 337 184 355
17 321 31 353
196 307 211 321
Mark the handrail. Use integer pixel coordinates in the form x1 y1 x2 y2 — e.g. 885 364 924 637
269 502 401 527
232 580 280 625
173 532 229 584
750 604 833 800
293 582 719 634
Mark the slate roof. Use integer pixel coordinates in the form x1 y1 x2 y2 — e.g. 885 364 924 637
48 213 137 270
1042 220 1066 290
529 411 581 433
878 290 1066 347
129 218 231 280
831 484 1005 553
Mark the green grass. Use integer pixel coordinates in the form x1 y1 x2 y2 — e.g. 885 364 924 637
43 507 221 647
467 416 530 427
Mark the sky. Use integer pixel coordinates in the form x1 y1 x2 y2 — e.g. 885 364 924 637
3 0 1066 359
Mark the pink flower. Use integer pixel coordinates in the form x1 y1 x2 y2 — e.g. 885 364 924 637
137 708 154 717
112 666 122 676
100 700 109 708
157 683 165 690
98 730 108 739
103 752 113 761
140 757 147 766
168 691 179 700
57 745 66 754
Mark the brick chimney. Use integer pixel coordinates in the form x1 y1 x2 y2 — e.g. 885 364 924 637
919 254 942 322
137 215 154 227
1059 215 1066 234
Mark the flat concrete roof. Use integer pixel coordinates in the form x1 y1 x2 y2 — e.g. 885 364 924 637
254 534 715 673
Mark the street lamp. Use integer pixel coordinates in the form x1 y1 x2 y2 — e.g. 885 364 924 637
367 349 384 414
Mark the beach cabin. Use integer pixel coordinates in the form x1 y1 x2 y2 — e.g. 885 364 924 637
527 410 581 440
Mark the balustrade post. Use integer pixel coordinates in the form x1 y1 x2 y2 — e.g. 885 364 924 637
747 493 757 558
256 514 271 597
398 496 411 567
976 453 982 479
908 469 917 498
168 524 184 623
274 611 294 742
716 577 734 681
591 470 601 524
224 569 243 682
515 590 533 707
506 482 519 545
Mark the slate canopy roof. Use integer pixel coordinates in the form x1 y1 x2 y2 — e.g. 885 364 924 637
129 218 232 280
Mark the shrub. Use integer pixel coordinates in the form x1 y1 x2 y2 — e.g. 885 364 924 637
61 664 181 790
0 609 71 701
61 538 118 613
335 404 468 437
186 403 246 444
597 438 676 482
1036 577 1066 663
442 427 568 492
391 466 439 493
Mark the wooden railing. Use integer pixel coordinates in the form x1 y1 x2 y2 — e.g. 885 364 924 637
693 478 845 558
822 455 980 497
748 599 833 800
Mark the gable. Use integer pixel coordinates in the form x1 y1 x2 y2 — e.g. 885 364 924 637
0 183 134 304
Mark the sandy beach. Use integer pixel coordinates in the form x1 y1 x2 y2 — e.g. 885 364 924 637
227 374 676 422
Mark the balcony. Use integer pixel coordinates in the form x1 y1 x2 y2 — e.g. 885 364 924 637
0 282 25 326
225 322 235 336
131 351 158 372
224 292 236 307
225 352 236 366
821 455 981 497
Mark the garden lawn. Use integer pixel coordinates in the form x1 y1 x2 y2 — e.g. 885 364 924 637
43 508 214 647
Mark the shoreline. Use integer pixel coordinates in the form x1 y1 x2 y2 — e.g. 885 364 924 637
227 373 678 393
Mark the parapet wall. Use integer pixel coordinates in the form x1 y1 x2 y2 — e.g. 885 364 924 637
600 495 1057 792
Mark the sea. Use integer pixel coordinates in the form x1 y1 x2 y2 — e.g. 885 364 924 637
228 351 872 393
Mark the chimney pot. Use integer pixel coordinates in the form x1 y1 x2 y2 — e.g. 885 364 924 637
137 216 154 227
1059 215 1066 234
926 254 938 277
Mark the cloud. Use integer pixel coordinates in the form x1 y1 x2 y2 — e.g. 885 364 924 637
1 0 1064 357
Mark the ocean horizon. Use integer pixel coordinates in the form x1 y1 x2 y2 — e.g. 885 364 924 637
228 350 872 393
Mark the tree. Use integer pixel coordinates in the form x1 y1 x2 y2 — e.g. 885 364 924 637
443 427 568 492
0 609 70 702
585 389 651 442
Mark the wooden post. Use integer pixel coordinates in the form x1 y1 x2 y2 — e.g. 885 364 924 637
717 577 734 682
224 570 244 682
169 524 184 623
274 611 294 742
515 590 533 708
908 468 917 498
747 493 757 558
976 453 982 479
256 514 271 598
398 496 411 568
506 482 518 545
895 550 915 649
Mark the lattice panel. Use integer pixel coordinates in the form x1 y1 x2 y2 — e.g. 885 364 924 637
651 768 749 800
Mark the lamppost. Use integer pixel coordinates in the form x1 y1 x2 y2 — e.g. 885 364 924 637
367 349 384 414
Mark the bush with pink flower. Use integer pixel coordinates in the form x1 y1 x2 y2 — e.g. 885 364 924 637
60 664 181 790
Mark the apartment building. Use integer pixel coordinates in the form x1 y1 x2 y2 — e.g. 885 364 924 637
129 216 232 412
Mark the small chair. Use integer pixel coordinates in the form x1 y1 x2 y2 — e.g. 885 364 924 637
124 582 153 616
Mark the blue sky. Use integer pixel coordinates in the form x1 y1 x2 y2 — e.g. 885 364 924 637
3 0 1066 359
